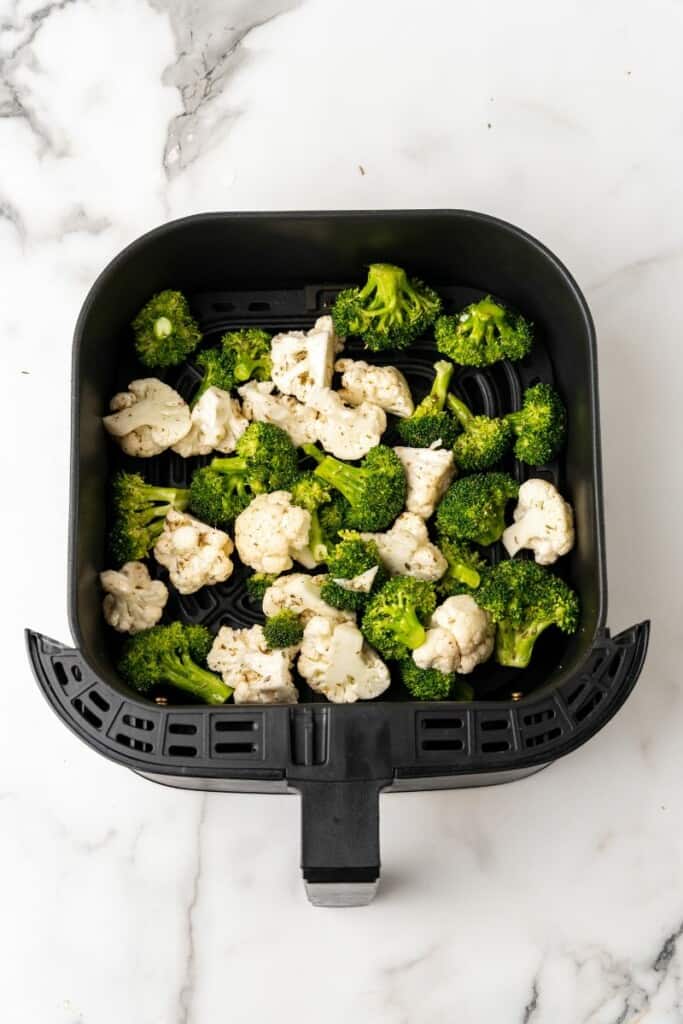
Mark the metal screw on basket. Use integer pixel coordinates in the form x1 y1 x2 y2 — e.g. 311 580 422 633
155 695 169 706
510 691 523 702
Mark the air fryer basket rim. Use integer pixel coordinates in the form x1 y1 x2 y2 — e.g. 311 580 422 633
66 208 607 658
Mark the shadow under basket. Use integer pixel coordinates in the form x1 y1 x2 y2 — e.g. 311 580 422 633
27 210 649 906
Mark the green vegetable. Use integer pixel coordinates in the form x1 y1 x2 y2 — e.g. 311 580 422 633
332 263 441 351
303 443 406 532
436 472 519 547
447 394 513 471
361 576 436 660
320 533 387 612
263 610 304 649
190 422 298 528
245 573 280 603
399 659 452 700
290 472 335 564
477 560 579 668
132 290 202 368
395 359 459 448
194 346 238 403
109 471 189 563
435 297 532 367
505 383 567 465
437 535 489 597
119 623 230 705
220 328 272 384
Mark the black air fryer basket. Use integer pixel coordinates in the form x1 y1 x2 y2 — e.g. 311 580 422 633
27 211 649 906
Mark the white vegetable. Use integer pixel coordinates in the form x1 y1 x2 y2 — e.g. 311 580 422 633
297 616 390 703
103 378 191 457
305 386 386 460
336 359 414 418
238 380 319 447
208 625 298 704
332 566 379 593
153 510 234 594
393 446 456 519
414 594 494 675
172 386 248 457
361 512 447 582
100 561 168 634
502 478 575 566
270 315 344 403
234 492 312 574
262 573 355 624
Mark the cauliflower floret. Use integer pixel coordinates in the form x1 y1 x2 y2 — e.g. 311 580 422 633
262 573 355 624
103 378 191 456
360 512 447 582
412 626 460 674
414 594 494 675
208 624 298 704
172 386 248 457
100 561 168 633
270 315 343 402
153 510 234 594
238 380 319 447
502 478 575 566
297 616 390 703
336 358 414 418
306 386 386 460
234 492 312 574
394 446 456 519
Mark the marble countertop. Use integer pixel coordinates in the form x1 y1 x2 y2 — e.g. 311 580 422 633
1 0 679 1021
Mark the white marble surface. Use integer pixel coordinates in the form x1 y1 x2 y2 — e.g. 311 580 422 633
0 0 679 1020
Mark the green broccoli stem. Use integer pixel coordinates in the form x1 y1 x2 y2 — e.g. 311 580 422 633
415 360 453 417
234 356 269 383
153 316 173 339
446 394 474 429
209 457 248 474
137 485 189 508
393 606 427 651
308 511 329 563
304 448 365 507
450 560 480 590
495 619 554 668
478 515 507 547
161 654 232 705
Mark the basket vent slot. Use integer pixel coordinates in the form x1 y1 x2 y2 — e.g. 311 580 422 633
71 664 82 682
422 738 464 752
480 719 509 732
88 690 110 712
54 661 69 689
115 733 153 754
422 717 462 730
574 689 605 722
523 708 555 726
215 742 255 754
72 698 102 731
211 713 263 759
215 719 256 732
168 745 197 757
168 722 197 736
525 727 562 748
416 711 468 760
566 680 587 706
122 714 154 732
481 740 511 753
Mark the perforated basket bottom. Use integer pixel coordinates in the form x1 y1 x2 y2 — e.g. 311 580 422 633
109 283 569 704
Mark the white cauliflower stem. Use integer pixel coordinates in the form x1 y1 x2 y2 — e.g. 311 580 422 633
103 378 191 456
361 513 447 581
270 315 344 402
100 561 168 633
262 573 355 624
336 359 414 418
502 478 575 565
394 446 456 519
208 625 298 704
153 510 234 594
172 386 248 457
305 386 386 460
234 492 312 574
238 380 318 447
414 595 494 675
297 616 390 703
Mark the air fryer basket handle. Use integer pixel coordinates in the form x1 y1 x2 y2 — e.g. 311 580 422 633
296 780 388 907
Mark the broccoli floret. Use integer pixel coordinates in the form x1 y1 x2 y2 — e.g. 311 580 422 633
435 297 533 367
119 622 230 705
437 535 489 597
109 472 189 563
245 572 280 603
290 472 335 563
477 560 579 668
132 290 202 368
399 658 453 700
303 443 406 532
320 533 387 612
194 346 237 403
317 491 348 551
361 576 436 660
436 472 519 547
332 263 442 351
446 394 513 471
505 383 567 465
263 610 304 649
221 328 272 384
395 359 459 448
190 422 299 528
